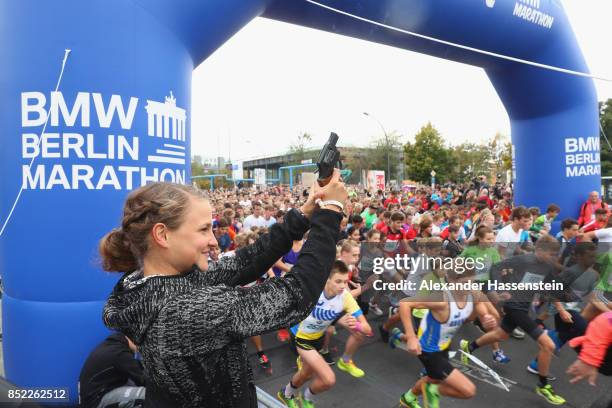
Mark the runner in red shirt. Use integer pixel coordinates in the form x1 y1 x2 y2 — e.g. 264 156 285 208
384 191 400 208
581 208 609 233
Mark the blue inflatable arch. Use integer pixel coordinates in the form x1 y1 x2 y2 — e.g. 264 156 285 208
0 0 601 403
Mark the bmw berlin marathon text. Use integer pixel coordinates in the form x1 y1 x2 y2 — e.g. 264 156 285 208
20 91 188 190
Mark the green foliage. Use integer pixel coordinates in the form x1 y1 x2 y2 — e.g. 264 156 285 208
404 122 453 183
191 160 204 177
369 130 404 181
449 142 491 183
600 99 612 176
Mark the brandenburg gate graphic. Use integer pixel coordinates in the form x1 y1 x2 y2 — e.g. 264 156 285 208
145 91 186 141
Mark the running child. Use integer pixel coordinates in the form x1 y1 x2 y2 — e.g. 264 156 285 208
278 260 372 408
393 267 497 408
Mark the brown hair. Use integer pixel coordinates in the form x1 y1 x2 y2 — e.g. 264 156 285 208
366 229 381 240
469 225 494 246
390 211 405 222
511 206 530 220
99 182 205 272
330 260 349 276
535 234 561 252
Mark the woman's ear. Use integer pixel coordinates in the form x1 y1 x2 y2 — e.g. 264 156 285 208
151 223 170 248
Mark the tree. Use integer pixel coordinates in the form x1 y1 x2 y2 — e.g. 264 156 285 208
487 132 512 180
404 122 453 184
288 132 313 162
449 142 491 183
368 130 404 182
599 99 612 177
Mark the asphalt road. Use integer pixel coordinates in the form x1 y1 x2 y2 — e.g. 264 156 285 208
251 312 612 408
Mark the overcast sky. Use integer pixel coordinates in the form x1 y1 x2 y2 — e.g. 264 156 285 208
191 0 612 162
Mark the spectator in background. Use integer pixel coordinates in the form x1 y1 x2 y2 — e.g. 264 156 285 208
79 333 145 408
243 203 267 231
495 199 512 223
578 191 609 228
348 215 366 241
384 190 400 208
360 203 379 230
532 204 560 238
375 211 392 233
442 224 463 258
216 218 232 253
558 218 580 266
581 208 609 233
263 205 277 228
275 210 286 225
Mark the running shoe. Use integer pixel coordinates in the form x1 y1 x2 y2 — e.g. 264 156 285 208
369 301 384 316
492 349 511 364
320 350 335 365
535 384 566 405
422 383 440 408
389 327 403 349
379 324 390 343
459 339 471 365
511 327 526 339
258 353 271 370
276 390 299 408
400 391 422 408
277 329 290 342
389 305 399 317
526 359 557 381
301 398 315 408
337 358 365 378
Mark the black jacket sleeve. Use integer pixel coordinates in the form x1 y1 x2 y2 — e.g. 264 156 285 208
222 209 342 338
204 209 310 287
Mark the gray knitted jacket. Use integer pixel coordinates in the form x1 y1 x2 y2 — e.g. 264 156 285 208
103 208 341 407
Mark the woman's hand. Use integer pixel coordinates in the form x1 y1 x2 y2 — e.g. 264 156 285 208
319 169 348 211
299 168 347 216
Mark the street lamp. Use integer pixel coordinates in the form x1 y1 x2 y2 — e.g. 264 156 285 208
363 112 391 184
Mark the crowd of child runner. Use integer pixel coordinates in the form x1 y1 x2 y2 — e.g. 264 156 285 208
201 179 611 408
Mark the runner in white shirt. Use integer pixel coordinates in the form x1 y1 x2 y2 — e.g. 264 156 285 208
263 204 277 228
243 203 267 231
495 206 531 259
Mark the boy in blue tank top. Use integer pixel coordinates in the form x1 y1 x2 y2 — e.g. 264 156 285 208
392 268 497 408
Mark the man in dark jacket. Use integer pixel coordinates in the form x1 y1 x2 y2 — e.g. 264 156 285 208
79 333 145 408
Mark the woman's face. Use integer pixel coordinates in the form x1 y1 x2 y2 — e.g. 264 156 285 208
479 232 495 247
167 198 218 272
350 229 361 242
483 214 495 226
368 233 381 243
